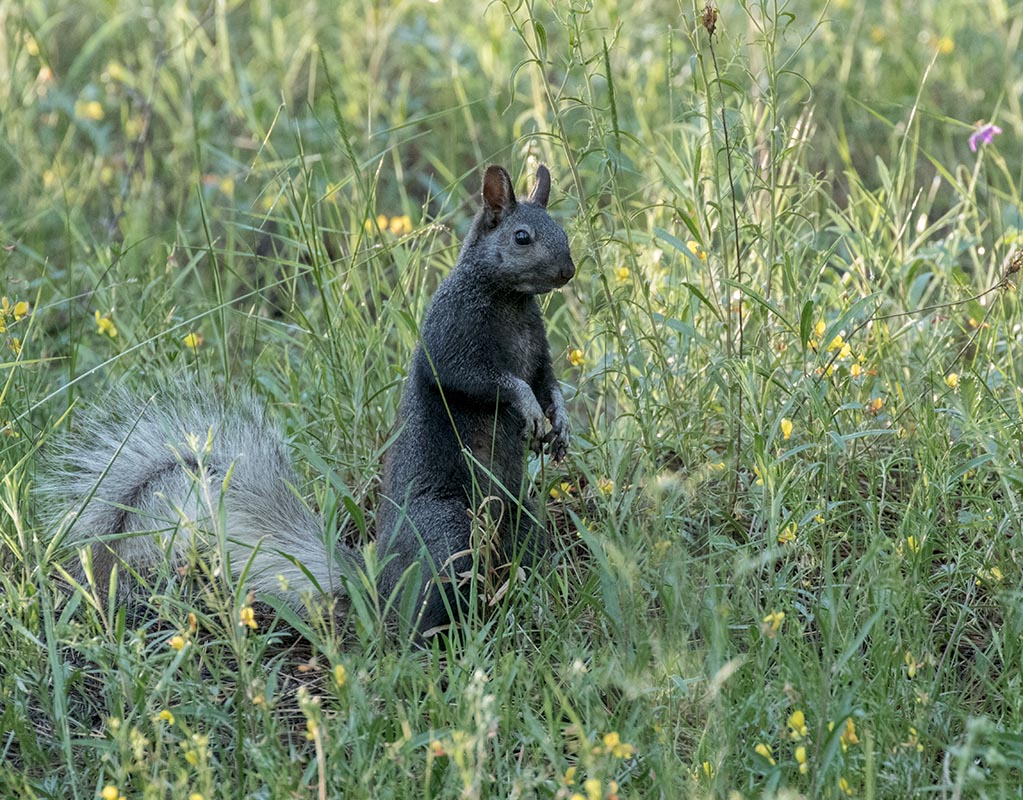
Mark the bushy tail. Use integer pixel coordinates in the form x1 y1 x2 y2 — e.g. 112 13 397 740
37 389 353 607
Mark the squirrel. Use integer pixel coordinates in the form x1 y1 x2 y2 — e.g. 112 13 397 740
376 164 575 633
38 164 575 634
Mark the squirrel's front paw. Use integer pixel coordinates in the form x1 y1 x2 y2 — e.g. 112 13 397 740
544 404 570 462
521 400 547 455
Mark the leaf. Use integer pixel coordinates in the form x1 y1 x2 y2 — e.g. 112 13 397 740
951 453 995 482
681 282 722 320
723 279 796 334
533 21 547 60
800 300 814 349
603 38 620 151
652 312 698 339
342 494 367 537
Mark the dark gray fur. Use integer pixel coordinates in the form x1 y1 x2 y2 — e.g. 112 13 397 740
376 164 575 633
38 389 354 606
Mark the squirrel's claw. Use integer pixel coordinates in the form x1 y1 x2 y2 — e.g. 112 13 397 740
543 427 569 462
522 405 547 455
543 399 570 462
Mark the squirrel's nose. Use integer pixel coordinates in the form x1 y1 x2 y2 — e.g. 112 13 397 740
559 257 576 283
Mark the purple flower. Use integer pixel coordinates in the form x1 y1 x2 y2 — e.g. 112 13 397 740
969 123 1002 152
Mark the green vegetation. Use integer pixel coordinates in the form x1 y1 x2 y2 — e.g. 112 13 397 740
3 0 1023 796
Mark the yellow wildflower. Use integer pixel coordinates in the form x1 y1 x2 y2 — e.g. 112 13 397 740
9 338 21 356
155 709 175 725
563 765 576 785
754 742 775 766
850 363 864 379
762 609 785 635
839 776 855 796
777 522 797 545
334 663 347 688
787 709 808 740
75 99 104 120
905 535 921 555
840 717 860 750
780 418 793 440
568 348 585 367
609 740 634 761
603 731 636 759
239 605 257 630
183 332 203 351
686 240 707 260
616 266 630 281
584 778 601 800
936 36 954 54
905 726 924 753
105 61 127 82
169 635 186 651
700 760 714 778
976 566 1004 585
944 373 959 389
905 650 917 679
189 794 205 800
549 482 573 500
389 215 412 236
95 311 118 338
795 744 808 774
305 719 318 740
13 300 29 320
866 397 884 415
100 787 123 800
596 477 615 495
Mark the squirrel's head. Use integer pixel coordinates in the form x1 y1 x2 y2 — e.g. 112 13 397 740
465 164 576 295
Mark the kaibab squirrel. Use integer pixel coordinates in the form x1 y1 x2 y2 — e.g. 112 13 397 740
377 164 575 632
39 164 575 634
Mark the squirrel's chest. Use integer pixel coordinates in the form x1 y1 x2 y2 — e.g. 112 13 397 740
488 310 544 378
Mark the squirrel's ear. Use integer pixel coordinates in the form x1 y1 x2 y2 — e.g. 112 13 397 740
481 165 516 225
527 165 551 208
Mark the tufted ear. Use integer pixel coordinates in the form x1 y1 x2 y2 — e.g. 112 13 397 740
527 164 551 208
481 166 516 225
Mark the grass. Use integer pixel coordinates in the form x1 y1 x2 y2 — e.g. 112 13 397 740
3 0 1023 796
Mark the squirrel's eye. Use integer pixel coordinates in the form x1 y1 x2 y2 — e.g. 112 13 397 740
513 229 532 245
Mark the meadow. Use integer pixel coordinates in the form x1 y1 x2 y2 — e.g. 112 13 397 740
2 0 1023 797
